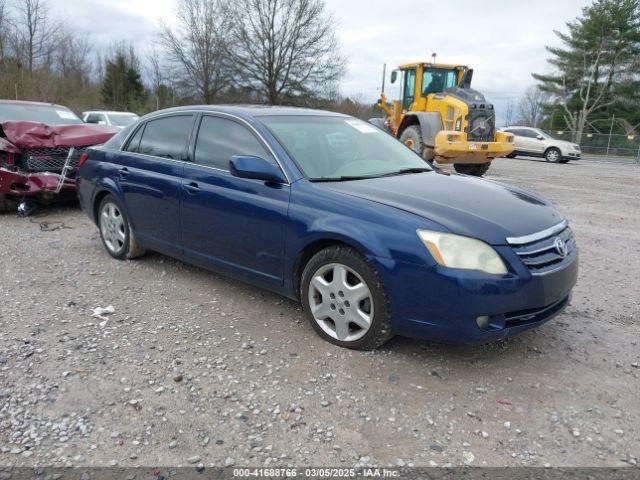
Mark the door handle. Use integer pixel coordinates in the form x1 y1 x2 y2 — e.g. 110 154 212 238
183 182 200 195
118 167 130 179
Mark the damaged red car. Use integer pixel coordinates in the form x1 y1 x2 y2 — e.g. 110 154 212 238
0 100 119 213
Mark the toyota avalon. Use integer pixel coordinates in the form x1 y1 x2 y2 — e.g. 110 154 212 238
76 106 578 350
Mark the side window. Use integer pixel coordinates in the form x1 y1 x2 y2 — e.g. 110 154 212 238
137 115 194 160
194 116 272 171
124 124 145 153
402 69 416 110
402 69 416 111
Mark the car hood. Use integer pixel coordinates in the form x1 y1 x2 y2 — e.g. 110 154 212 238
0 121 118 149
323 171 564 245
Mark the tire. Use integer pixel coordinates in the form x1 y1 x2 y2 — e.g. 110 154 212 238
400 125 435 161
300 245 394 350
453 162 491 176
506 153 517 158
544 147 561 163
98 194 146 260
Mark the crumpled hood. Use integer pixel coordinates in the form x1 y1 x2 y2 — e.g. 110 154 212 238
1 121 118 149
323 172 565 245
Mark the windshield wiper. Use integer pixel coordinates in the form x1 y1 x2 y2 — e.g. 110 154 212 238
310 174 383 182
309 167 432 182
378 167 432 177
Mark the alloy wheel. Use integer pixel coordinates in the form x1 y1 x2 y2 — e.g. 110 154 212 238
100 202 126 254
307 263 374 342
546 149 560 162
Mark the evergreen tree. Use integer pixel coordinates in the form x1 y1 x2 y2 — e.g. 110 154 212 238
101 50 147 111
533 0 640 142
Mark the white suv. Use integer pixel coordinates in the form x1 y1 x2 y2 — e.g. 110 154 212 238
82 111 139 129
503 126 581 163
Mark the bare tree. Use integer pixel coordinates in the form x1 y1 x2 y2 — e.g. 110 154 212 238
0 0 12 62
159 0 230 103
146 47 163 110
228 0 346 105
503 99 515 127
56 33 92 80
12 0 61 71
517 85 548 127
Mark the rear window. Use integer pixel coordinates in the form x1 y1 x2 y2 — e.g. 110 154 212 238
0 103 82 124
135 115 194 161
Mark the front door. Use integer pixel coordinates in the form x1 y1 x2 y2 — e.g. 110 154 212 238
180 115 290 285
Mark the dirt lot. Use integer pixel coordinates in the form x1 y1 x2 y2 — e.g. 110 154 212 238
1 158 639 469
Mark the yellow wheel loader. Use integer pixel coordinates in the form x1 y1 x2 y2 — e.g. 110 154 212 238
370 62 514 176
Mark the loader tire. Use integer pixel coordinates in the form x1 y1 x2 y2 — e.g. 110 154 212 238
400 126 434 161
453 162 491 176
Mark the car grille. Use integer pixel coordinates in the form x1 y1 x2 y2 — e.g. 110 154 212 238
23 146 88 172
504 295 570 328
507 221 577 275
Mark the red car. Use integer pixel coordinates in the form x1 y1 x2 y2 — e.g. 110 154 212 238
0 100 119 213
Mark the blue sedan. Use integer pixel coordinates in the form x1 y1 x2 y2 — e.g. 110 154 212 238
76 106 578 349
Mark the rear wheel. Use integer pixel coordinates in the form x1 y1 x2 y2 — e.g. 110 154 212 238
98 195 146 260
544 147 561 163
301 246 394 350
453 162 491 176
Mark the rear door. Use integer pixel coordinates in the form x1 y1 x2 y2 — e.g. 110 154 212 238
117 114 196 255
180 114 290 285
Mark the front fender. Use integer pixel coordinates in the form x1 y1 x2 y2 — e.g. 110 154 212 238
283 180 445 296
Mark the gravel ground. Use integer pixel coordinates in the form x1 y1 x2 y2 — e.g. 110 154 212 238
1 157 639 469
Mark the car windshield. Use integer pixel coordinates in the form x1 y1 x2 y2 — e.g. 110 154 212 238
259 116 432 181
0 103 82 124
107 113 139 127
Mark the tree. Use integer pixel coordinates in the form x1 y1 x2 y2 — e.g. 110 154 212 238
159 0 231 103
517 86 548 127
503 99 515 127
12 0 61 71
0 0 11 62
101 45 147 111
533 0 640 142
228 0 346 105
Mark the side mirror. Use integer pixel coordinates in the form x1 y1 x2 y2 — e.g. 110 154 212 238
230 155 286 184
390 70 398 84
536 134 544 140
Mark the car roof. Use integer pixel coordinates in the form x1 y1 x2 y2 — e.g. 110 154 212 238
0 99 71 109
83 110 138 115
144 104 348 119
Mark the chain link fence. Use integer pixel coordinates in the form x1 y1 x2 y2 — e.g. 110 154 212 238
542 130 640 161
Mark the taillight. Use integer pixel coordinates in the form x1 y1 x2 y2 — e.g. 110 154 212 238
78 153 89 168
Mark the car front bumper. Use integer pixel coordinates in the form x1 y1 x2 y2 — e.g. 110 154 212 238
370 251 578 344
0 167 76 200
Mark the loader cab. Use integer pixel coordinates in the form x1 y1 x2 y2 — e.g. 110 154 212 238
392 63 469 111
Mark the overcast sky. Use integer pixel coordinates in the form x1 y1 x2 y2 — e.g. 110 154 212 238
49 0 591 122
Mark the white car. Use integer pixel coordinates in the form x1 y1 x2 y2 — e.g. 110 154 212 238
503 126 581 163
82 111 139 129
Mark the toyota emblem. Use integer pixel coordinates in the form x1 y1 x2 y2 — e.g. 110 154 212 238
554 237 568 258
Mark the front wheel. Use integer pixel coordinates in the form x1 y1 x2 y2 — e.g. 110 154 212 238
544 147 561 163
301 246 394 350
453 162 491 176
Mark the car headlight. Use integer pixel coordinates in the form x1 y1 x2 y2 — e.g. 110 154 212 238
417 230 508 275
